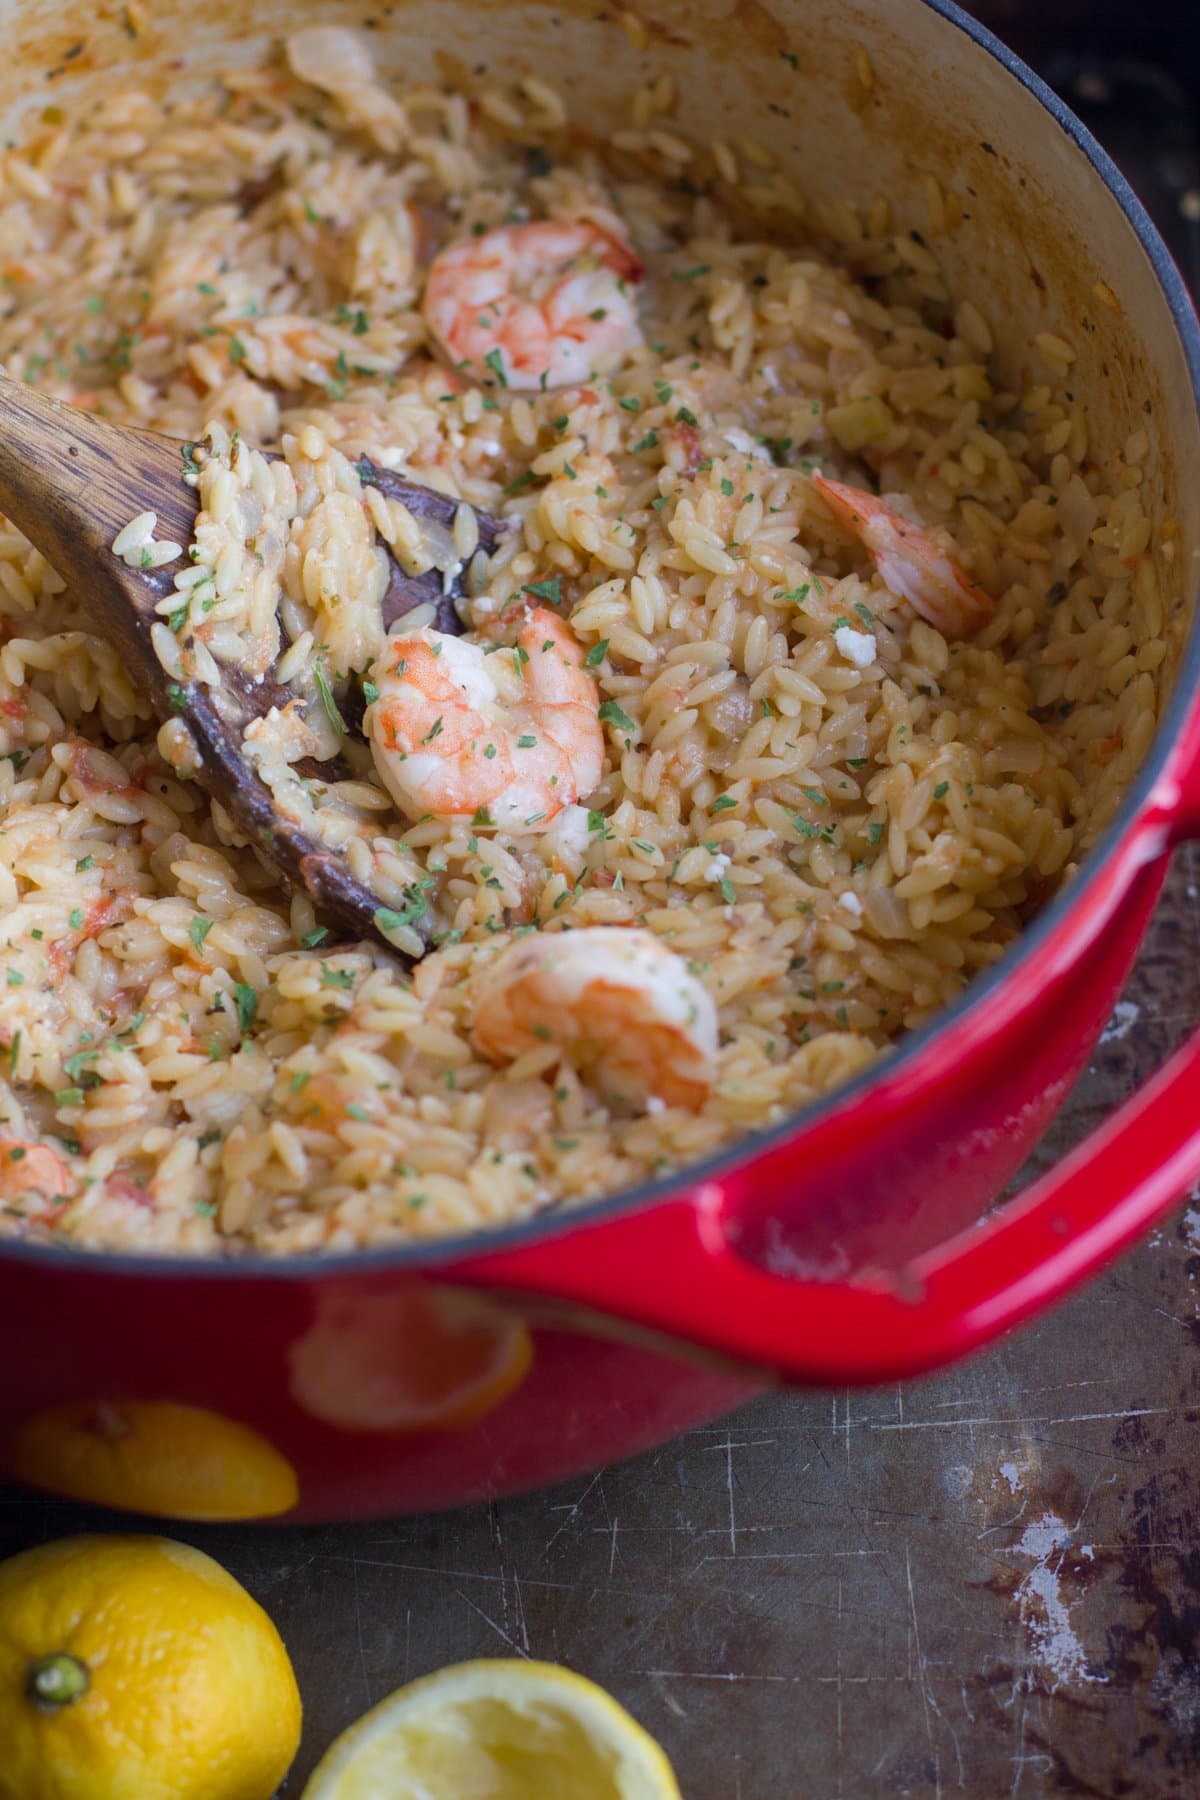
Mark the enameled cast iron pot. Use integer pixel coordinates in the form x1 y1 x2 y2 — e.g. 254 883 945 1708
2 0 1200 1522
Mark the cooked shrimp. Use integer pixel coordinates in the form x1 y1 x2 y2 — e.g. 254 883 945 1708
0 1140 71 1201
366 606 604 831
423 220 644 391
471 926 718 1110
811 471 993 636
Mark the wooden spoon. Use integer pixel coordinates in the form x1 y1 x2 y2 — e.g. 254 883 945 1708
0 376 506 951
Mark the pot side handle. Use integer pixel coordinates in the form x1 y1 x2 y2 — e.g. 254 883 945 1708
456 1021 1200 1384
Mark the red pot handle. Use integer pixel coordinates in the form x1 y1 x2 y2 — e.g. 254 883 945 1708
459 1020 1200 1383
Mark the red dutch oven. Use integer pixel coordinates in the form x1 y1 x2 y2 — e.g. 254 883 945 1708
2 0 1200 1521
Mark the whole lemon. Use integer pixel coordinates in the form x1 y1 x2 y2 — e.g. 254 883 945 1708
0 1533 302 1800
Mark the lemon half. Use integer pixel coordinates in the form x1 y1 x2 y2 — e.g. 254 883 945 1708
303 1658 681 1800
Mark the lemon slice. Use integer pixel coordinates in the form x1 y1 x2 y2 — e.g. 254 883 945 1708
302 1658 681 1800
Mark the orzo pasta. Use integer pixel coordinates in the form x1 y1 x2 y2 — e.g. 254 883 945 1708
0 28 1174 1253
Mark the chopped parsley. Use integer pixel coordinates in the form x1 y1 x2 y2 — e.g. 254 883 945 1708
189 916 213 951
523 577 562 607
585 639 609 667
233 983 258 1031
484 347 508 387
711 795 736 812
321 967 355 989
313 657 347 734
598 699 635 732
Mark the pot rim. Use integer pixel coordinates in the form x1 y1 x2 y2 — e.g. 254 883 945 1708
6 0 1200 1286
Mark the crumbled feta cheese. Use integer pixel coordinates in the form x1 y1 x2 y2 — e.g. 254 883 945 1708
833 625 877 669
838 891 863 918
723 428 771 461
542 803 590 863
645 1095 667 1115
706 852 732 882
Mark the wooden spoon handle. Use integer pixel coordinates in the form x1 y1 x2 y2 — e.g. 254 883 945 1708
0 375 197 600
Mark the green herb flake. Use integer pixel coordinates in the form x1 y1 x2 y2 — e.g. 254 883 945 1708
313 658 347 734
711 795 736 812
362 679 380 705
484 347 508 387
523 577 562 607
721 479 734 496
5 969 21 987
719 876 737 905
867 821 885 845
585 639 609 667
503 471 536 496
618 395 641 413
300 927 329 949
633 431 659 454
598 699 636 732
189 916 213 951
801 787 828 807
233 983 258 1031
55 1087 85 1107
676 406 699 427
321 967 354 990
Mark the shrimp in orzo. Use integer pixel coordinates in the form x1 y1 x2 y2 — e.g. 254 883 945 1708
423 219 644 390
366 606 604 831
470 926 719 1110
811 471 993 636
0 1141 71 1202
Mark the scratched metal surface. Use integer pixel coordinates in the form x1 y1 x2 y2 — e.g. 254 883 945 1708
3 844 1200 1797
